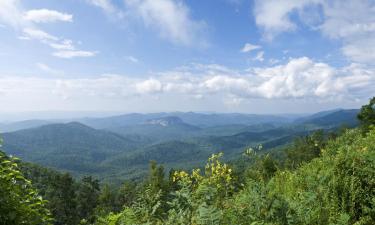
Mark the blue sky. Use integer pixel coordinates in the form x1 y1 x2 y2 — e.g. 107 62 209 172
0 0 374 114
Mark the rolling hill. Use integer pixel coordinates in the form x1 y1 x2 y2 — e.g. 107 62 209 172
1 122 140 175
0 108 361 182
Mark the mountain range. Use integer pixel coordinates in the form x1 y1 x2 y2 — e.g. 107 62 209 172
0 109 359 183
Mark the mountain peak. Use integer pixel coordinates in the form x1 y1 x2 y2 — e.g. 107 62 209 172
145 116 184 127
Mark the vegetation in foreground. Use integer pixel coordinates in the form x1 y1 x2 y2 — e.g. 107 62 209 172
0 97 374 225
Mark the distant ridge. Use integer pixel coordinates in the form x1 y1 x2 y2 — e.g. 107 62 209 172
79 112 292 129
0 119 51 133
296 109 359 127
0 108 362 182
144 116 187 126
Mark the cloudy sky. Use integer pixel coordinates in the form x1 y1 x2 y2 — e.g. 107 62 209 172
0 0 374 114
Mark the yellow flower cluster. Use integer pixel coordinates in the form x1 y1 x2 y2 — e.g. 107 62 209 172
191 168 203 181
172 153 234 193
205 153 233 185
172 170 189 182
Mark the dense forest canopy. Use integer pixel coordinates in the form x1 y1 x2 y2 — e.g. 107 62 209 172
0 97 374 224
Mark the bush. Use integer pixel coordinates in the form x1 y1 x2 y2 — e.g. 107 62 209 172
0 147 52 225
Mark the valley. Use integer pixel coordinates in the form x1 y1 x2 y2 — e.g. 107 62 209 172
0 109 359 184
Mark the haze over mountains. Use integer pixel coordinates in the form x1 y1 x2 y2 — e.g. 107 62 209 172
0 109 359 183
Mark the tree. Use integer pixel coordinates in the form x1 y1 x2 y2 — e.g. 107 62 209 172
358 96 375 131
260 154 278 181
285 130 325 169
148 160 166 193
96 184 118 216
47 173 79 225
117 181 137 209
76 176 100 223
0 149 52 225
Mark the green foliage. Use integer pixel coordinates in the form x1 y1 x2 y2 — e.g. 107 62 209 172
224 127 375 225
94 125 375 225
284 129 326 169
358 97 375 131
117 181 137 208
77 176 101 224
0 148 52 225
47 173 79 225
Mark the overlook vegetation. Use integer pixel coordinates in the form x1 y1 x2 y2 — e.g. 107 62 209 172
0 97 374 224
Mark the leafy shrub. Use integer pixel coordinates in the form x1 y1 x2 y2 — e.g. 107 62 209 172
223 128 375 225
0 146 52 225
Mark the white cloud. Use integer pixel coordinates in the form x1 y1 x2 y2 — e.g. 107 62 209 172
253 51 264 62
269 58 280 65
254 0 320 39
253 0 375 64
319 0 375 63
241 43 261 53
341 40 375 64
87 0 126 20
52 50 97 58
87 0 117 13
124 0 206 46
125 56 139 63
0 0 96 59
86 0 207 46
135 78 163 94
18 35 31 40
0 57 373 111
22 28 58 41
36 63 62 75
0 0 26 28
24 9 73 23
49 39 75 50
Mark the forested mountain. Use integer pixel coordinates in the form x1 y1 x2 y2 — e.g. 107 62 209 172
107 116 201 143
0 109 359 183
1 122 141 176
79 112 293 129
296 109 359 127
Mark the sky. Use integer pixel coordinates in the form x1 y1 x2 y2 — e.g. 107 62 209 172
0 0 374 114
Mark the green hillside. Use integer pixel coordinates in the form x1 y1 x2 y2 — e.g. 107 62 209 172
1 122 140 175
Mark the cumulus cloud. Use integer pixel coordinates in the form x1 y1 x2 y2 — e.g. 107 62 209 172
253 0 375 64
135 78 163 94
24 9 73 23
0 57 372 110
254 0 319 39
319 0 375 63
241 43 261 53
